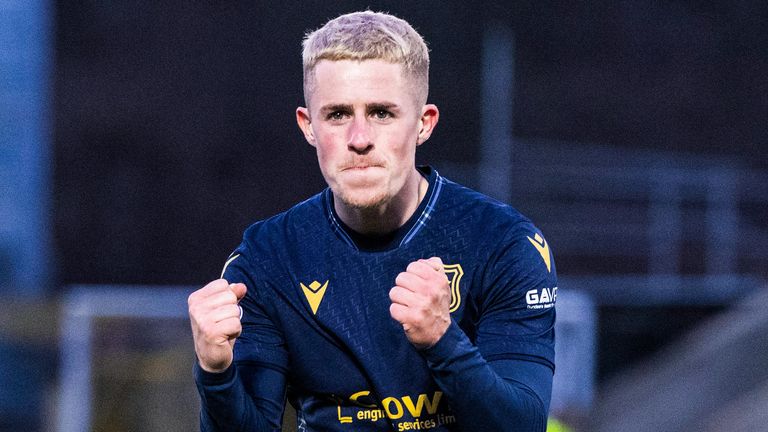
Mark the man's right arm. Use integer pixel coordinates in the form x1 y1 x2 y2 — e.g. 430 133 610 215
189 269 288 430
194 358 287 431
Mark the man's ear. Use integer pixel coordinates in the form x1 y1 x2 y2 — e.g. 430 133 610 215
296 107 316 147
416 104 439 146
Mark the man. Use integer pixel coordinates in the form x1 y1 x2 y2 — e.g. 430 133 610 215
189 10 556 432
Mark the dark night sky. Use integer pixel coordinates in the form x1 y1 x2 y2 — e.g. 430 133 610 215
53 1 767 285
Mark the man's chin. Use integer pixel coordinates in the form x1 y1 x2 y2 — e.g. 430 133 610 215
335 189 389 211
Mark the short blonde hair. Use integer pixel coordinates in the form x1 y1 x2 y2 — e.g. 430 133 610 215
302 11 430 106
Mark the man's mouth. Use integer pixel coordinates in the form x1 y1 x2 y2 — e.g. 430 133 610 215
341 163 382 171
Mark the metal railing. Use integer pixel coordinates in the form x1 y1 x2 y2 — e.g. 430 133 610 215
509 139 768 277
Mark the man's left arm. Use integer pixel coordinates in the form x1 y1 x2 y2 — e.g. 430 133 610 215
390 237 555 432
420 321 552 432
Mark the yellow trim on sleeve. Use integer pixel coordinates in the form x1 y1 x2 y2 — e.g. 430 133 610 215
220 254 241 279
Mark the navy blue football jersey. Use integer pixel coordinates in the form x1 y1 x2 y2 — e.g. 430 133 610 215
196 167 556 432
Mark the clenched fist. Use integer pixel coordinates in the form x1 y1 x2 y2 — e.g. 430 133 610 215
389 257 451 350
188 279 247 373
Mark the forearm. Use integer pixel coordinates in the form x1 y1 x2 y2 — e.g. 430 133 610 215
422 322 551 432
195 362 285 432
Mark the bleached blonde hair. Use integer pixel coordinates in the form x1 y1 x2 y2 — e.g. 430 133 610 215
302 11 430 106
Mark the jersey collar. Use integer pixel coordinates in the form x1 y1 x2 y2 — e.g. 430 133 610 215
323 166 444 252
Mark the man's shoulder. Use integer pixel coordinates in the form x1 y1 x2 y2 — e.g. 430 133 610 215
241 191 326 245
438 175 536 235
439 177 557 294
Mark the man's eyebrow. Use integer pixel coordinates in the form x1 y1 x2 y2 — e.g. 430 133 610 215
319 103 352 113
318 102 401 115
367 102 399 111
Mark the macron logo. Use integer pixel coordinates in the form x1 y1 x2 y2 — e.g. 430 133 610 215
300 280 329 315
527 233 552 273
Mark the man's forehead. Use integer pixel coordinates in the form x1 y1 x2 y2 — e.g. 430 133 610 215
306 59 419 107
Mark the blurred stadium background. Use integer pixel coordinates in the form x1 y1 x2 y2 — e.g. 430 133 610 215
1 1 766 431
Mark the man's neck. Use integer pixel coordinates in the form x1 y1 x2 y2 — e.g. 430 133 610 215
335 170 429 236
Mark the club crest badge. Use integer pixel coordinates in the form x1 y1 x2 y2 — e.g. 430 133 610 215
443 264 464 313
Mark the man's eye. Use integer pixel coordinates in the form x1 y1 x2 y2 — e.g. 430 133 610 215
372 110 392 119
327 111 347 120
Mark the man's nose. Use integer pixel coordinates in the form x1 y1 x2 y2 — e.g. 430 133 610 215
347 116 373 152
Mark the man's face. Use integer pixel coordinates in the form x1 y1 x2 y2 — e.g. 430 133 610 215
297 59 436 211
